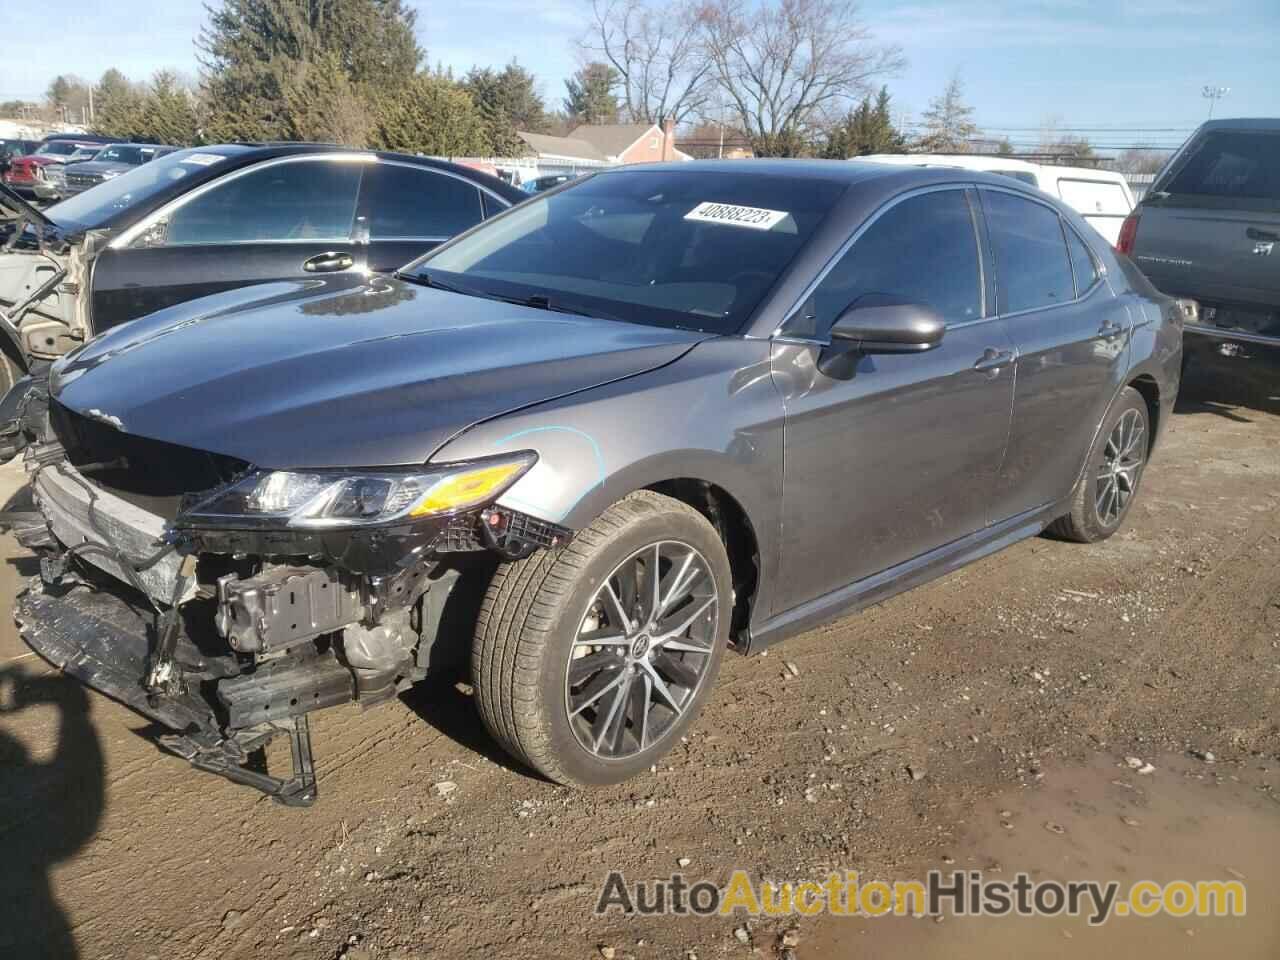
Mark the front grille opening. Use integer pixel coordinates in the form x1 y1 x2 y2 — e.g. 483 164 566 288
50 400 250 517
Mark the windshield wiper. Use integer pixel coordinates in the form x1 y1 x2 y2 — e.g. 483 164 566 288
399 271 622 322
395 270 483 298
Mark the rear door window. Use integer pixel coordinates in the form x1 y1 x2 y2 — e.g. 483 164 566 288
163 159 361 246
982 190 1075 313
1162 130 1280 206
360 164 484 239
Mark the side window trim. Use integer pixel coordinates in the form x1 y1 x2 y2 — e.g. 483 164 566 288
777 182 983 339
977 184 1100 319
110 153 373 250
1062 218 1102 300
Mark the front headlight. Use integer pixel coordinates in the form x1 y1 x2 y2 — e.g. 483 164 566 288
178 453 536 529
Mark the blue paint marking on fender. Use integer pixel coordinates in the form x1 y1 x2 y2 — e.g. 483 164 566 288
494 425 607 521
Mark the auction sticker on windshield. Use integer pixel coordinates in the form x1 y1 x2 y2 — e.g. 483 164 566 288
684 201 789 231
181 153 223 166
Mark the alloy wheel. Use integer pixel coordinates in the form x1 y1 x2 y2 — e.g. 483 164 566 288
1095 408 1145 527
564 540 719 760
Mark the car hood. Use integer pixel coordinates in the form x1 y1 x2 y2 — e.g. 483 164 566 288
50 275 709 469
0 181 59 230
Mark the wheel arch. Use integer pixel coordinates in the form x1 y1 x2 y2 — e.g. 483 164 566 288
1127 373 1160 456
644 477 762 649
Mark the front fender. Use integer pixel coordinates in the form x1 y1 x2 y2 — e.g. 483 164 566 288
430 336 787 621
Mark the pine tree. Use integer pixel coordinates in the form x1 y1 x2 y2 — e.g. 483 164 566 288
463 62 547 155
823 86 906 158
198 0 420 142
370 72 492 157
564 63 620 126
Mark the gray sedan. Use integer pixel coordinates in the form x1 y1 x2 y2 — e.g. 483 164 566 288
9 161 1182 802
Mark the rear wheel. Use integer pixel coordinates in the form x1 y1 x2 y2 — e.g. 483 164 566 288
1049 386 1149 543
472 490 731 786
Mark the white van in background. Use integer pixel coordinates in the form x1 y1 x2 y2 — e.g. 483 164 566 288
857 154 1136 246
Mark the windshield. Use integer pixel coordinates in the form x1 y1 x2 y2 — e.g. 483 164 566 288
408 169 845 334
1159 130 1280 210
93 145 147 164
46 148 222 229
34 141 82 157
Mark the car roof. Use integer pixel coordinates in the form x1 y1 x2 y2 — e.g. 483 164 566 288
859 153 1043 174
595 158 1052 197
216 142 526 202
612 158 904 184
42 133 120 143
1197 117 1280 132
1036 163 1128 183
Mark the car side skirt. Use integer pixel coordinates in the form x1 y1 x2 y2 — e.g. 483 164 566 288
741 496 1070 654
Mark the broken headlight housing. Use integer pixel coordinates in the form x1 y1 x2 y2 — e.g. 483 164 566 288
178 453 536 529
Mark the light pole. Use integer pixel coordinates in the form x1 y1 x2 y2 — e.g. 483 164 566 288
1202 85 1230 119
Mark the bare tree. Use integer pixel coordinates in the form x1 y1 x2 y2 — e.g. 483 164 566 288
915 72 978 152
582 0 712 126
699 0 902 156
1114 147 1169 176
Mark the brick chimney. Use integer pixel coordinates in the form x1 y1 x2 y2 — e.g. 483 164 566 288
661 117 676 161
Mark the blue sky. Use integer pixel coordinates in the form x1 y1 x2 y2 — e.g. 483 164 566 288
3 0 1276 151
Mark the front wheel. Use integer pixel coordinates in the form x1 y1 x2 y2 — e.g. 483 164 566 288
472 490 731 786
1049 386 1149 543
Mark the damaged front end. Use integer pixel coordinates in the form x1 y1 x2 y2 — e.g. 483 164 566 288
8 394 570 806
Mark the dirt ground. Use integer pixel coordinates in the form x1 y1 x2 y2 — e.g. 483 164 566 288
2 367 1279 960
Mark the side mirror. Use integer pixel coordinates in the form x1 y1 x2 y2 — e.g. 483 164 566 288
829 299 946 354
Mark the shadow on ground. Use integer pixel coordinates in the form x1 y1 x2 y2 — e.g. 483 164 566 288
0 665 105 960
1176 358 1280 419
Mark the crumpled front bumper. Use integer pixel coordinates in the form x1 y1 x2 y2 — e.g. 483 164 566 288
15 576 334 804
14 576 216 732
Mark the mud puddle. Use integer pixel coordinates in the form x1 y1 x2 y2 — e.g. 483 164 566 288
805 753 1280 958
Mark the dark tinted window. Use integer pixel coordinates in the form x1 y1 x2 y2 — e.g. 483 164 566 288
1164 130 1280 204
414 169 846 335
1064 226 1099 296
362 164 483 239
983 191 1074 313
794 189 981 335
165 160 361 245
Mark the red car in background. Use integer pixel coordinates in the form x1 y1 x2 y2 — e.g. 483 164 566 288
2 134 122 202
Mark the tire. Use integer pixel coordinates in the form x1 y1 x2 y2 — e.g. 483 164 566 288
472 490 732 786
1049 386 1149 543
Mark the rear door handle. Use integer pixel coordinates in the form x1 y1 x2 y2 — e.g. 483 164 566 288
1098 319 1127 339
302 252 354 273
973 348 1015 372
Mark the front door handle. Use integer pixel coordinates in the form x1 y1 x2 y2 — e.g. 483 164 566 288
302 252 354 273
973 348 1015 373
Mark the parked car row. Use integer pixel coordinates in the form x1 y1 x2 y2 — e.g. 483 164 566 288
0 143 526 388
0 144 1183 805
3 133 122 202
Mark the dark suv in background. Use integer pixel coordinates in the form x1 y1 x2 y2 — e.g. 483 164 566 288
1120 118 1280 385
61 142 180 196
